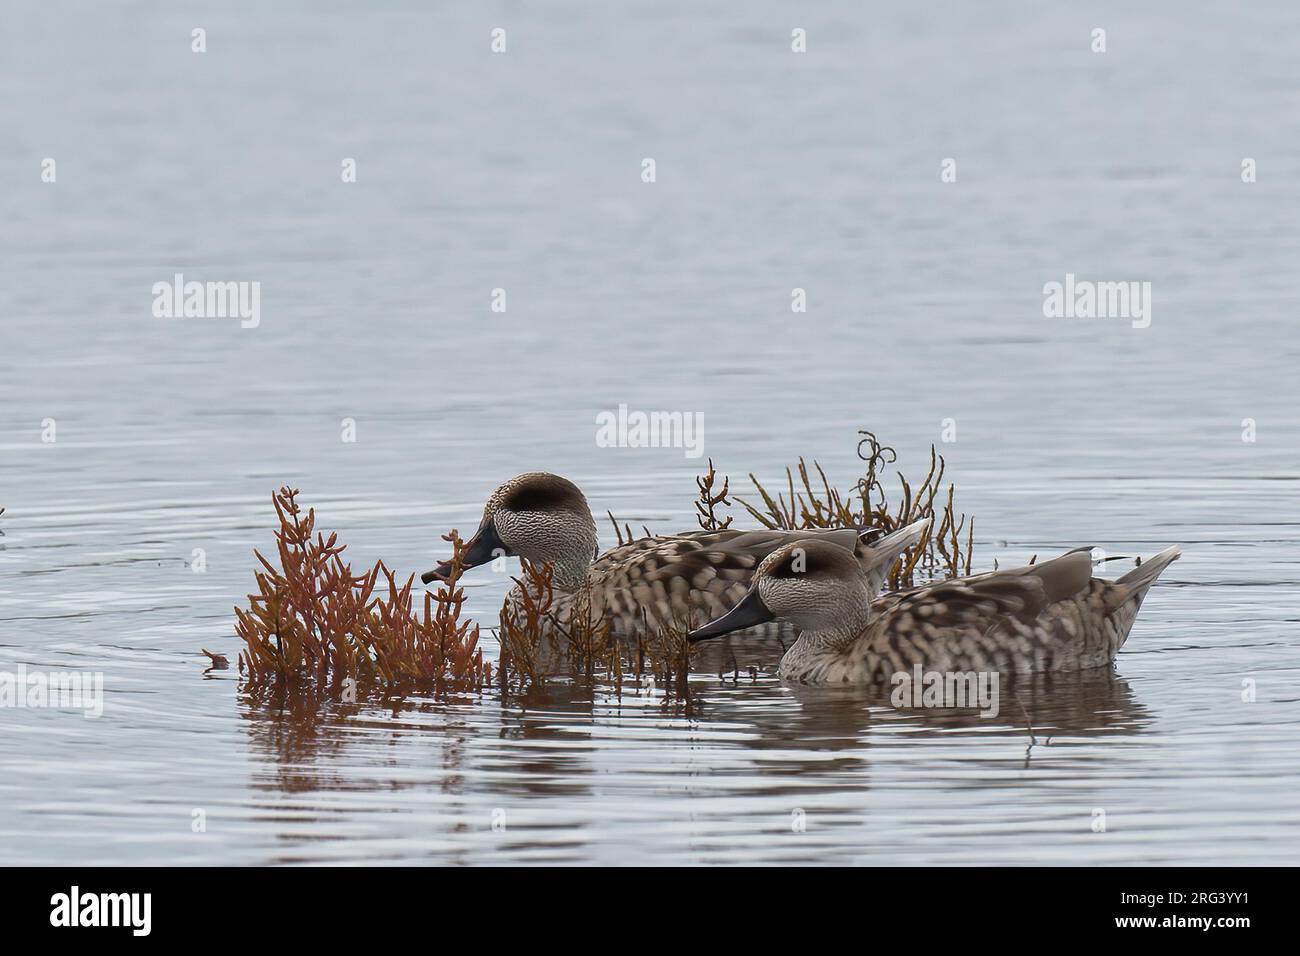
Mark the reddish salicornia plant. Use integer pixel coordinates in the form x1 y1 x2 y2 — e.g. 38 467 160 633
496 559 628 695
496 558 556 691
236 487 490 695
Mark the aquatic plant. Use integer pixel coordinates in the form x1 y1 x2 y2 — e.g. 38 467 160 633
729 431 974 588
494 556 695 696
236 487 490 695
606 511 635 547
636 612 693 696
694 458 733 531
201 648 229 670
605 511 655 548
495 558 555 690
497 558 621 692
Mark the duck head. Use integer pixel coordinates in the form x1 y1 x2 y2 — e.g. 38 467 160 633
688 539 872 643
422 473 599 588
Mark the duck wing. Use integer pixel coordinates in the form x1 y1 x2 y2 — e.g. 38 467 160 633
591 527 864 635
865 550 1096 671
593 526 863 570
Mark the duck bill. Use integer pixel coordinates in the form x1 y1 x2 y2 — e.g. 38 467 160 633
420 519 507 584
687 590 774 643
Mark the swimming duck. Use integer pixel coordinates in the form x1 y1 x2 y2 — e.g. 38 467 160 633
421 472 930 639
687 538 1180 684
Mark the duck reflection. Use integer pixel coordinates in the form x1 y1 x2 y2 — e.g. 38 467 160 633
236 649 1152 863
241 661 1150 790
682 665 1152 782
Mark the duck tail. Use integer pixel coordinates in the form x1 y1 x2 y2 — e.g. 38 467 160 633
1116 545 1181 594
858 517 931 596
1104 546 1180 640
861 517 932 556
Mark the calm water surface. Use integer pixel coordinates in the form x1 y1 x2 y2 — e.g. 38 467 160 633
2 2 1299 864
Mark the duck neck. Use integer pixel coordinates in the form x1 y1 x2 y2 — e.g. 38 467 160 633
793 594 873 655
552 552 592 590
542 507 600 591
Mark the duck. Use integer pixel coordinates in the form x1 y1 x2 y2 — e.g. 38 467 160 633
421 472 931 640
687 537 1181 684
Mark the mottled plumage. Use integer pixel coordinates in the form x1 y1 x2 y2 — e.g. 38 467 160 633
587 526 888 637
689 538 1181 685
424 473 927 641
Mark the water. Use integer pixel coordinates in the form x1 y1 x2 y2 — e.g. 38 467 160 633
2 1 1298 865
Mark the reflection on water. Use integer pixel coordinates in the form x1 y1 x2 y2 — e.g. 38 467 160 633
4 1 1300 864
227 665 1161 863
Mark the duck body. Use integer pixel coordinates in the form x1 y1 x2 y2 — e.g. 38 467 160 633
425 473 928 644
688 540 1181 686
514 523 921 642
